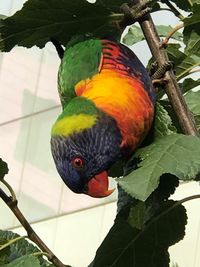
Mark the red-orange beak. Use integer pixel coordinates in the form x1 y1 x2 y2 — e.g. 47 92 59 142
85 171 115 198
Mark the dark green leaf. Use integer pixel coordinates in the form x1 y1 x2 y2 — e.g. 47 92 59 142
108 159 124 178
154 102 176 138
149 1 161 12
185 90 200 114
2 255 40 267
184 4 200 56
128 201 146 229
176 54 200 80
179 78 200 94
0 158 9 180
0 231 52 267
152 174 179 202
0 15 7 19
92 200 187 267
118 134 200 201
167 44 200 80
0 0 124 51
193 114 200 133
166 43 185 66
0 237 10 265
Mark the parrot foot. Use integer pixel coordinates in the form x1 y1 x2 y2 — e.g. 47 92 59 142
151 61 173 80
152 77 168 86
120 0 152 25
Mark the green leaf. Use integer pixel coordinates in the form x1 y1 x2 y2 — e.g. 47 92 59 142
118 134 200 201
156 25 182 41
123 26 145 46
128 201 146 229
0 231 52 267
166 44 200 80
0 237 10 265
177 54 200 80
166 43 185 66
0 15 7 19
2 255 40 267
185 90 200 114
0 0 124 51
184 4 200 56
91 200 187 267
179 78 200 94
193 114 200 133
123 25 182 46
154 102 176 138
153 174 179 202
0 158 9 180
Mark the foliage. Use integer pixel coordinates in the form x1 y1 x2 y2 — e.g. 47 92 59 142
118 134 200 201
90 200 187 267
0 0 200 267
0 0 126 51
0 159 8 180
0 230 54 267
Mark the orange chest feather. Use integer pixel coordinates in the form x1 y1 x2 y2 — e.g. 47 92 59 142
75 70 154 151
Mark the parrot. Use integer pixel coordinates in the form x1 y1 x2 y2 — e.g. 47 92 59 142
50 38 156 198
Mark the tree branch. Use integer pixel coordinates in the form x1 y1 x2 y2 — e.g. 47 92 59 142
127 0 198 136
0 188 70 267
160 0 185 20
160 23 183 47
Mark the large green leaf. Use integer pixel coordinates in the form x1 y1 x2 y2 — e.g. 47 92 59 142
91 200 187 267
184 4 200 56
0 0 125 51
0 158 9 180
118 134 200 201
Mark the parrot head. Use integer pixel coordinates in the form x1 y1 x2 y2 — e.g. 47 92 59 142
51 101 122 198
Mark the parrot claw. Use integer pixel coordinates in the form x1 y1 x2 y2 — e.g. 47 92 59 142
120 1 152 25
151 61 174 80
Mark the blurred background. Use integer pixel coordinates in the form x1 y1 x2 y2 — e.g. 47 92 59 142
0 1 200 267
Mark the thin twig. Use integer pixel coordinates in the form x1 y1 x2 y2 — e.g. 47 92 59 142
1 179 17 201
32 252 50 258
161 0 185 20
160 23 183 47
0 188 70 267
126 0 198 136
189 68 200 75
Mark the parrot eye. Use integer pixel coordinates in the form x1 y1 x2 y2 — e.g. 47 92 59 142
72 157 85 169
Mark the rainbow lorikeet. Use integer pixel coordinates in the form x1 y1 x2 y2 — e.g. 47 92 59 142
51 39 156 198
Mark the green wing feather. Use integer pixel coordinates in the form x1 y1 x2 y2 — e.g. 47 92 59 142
58 39 102 108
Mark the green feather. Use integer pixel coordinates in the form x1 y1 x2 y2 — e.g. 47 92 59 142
51 97 99 137
58 39 102 107
58 97 99 120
